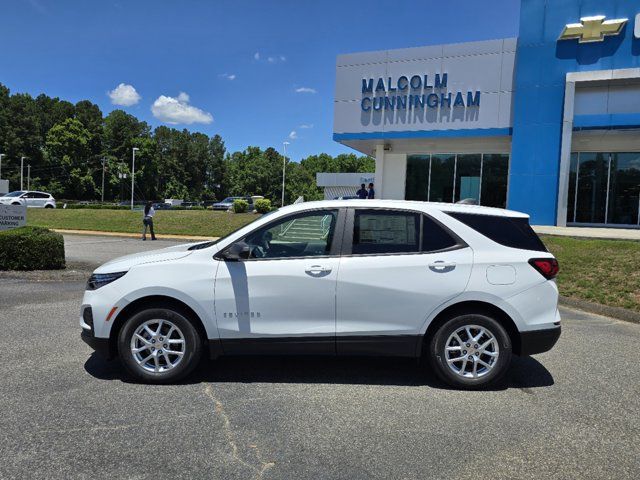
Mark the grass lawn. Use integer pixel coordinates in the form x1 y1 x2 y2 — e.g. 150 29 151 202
27 209 259 238
542 235 640 313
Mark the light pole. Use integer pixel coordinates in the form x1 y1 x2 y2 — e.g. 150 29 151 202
282 141 289 206
131 148 139 210
0 153 5 179
27 164 31 190
20 157 27 190
101 158 107 203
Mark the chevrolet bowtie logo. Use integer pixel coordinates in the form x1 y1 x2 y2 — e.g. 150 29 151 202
559 15 628 43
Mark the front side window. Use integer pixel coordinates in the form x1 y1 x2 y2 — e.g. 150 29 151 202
244 210 338 259
353 210 419 255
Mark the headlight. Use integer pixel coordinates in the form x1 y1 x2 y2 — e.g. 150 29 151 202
86 271 127 290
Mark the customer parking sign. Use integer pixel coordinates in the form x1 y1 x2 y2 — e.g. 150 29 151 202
0 205 27 231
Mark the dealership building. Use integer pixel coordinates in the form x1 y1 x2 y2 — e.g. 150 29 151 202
333 0 640 227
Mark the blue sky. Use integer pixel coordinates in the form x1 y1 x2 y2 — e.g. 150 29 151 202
2 0 520 160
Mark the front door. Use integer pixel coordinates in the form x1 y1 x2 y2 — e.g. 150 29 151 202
336 208 473 356
214 208 343 354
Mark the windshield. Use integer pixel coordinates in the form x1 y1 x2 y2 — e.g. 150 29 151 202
221 197 239 203
189 208 279 250
4 191 25 197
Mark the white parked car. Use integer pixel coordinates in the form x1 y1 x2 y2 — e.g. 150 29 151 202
80 200 560 389
0 190 56 208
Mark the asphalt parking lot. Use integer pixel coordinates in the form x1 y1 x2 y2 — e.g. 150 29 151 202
63 234 187 268
1 237 639 479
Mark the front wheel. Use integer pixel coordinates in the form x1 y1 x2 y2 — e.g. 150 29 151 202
118 308 203 383
428 314 512 389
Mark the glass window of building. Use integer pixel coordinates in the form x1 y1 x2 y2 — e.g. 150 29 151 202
575 153 608 224
607 153 640 226
405 155 429 201
428 154 455 203
405 153 509 208
479 154 509 208
567 153 579 223
454 154 481 204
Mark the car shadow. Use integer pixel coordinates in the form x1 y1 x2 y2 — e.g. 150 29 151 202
84 353 554 391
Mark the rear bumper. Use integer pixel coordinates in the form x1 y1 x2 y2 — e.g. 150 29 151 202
81 330 112 359
518 326 561 356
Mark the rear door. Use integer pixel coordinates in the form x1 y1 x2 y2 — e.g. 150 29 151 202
335 208 473 356
32 192 48 207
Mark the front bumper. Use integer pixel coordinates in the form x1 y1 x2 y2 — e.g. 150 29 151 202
81 329 112 359
518 325 561 356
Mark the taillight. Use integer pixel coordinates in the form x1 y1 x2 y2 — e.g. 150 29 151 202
529 258 559 279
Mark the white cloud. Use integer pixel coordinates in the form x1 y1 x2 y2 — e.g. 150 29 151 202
257 53 286 64
108 83 141 106
151 92 213 125
295 87 317 94
299 123 314 129
288 130 298 140
218 73 236 80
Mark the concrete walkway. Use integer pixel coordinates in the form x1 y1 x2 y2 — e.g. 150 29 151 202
53 228 215 241
533 225 640 241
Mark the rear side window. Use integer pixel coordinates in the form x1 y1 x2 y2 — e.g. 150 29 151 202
353 210 419 254
446 212 547 252
422 215 459 252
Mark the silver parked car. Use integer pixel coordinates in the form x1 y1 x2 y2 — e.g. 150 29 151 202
0 190 56 208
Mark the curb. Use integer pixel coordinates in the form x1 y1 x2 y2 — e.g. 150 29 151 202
559 296 640 325
53 229 217 241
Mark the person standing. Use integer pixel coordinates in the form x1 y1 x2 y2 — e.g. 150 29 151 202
356 183 368 199
367 182 375 199
142 201 157 241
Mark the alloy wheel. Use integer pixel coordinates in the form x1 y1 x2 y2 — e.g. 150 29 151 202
444 324 499 379
130 319 186 373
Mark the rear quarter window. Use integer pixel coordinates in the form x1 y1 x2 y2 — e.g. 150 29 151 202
445 212 547 252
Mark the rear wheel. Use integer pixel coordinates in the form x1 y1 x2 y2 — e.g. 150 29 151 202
44 204 54 208
118 308 203 383
428 314 512 389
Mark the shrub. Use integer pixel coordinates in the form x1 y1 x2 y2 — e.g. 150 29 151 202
254 198 271 214
232 199 249 213
64 204 128 210
169 206 205 210
0 226 65 270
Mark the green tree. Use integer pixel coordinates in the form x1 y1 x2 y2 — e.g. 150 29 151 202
205 134 226 200
45 118 95 199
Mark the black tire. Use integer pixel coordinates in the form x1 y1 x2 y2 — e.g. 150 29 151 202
118 308 203 384
428 314 512 389
12 202 21 206
44 204 54 208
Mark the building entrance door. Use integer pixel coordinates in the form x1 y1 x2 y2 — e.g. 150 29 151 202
568 152 640 227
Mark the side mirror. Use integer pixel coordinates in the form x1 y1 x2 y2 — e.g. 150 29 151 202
221 241 251 261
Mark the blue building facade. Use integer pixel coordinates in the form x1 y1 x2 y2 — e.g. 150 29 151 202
333 0 640 228
510 0 640 226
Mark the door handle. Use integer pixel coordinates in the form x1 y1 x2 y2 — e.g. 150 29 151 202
305 265 331 274
429 261 456 272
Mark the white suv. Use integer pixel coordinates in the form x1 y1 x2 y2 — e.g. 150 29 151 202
80 200 560 389
0 190 56 208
